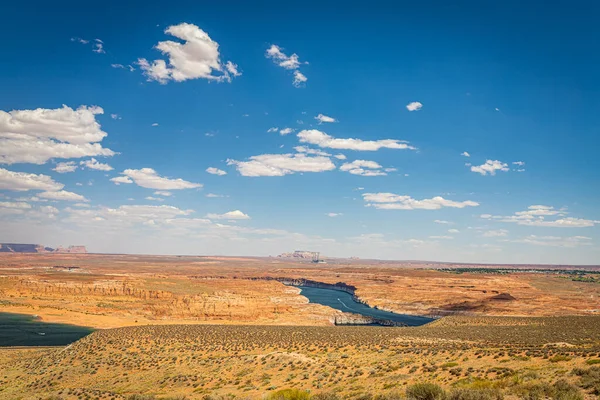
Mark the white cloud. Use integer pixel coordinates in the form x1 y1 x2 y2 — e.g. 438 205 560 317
151 123 159 127
0 105 115 165
110 114 121 120
154 191 172 197
482 229 508 237
206 193 227 198
480 206 599 228
293 71 307 87
206 210 250 220
53 161 78 173
297 129 416 151
315 114 337 124
434 220 450 224
471 160 509 176
279 128 294 135
340 160 387 176
406 102 423 112
145 196 164 202
206 167 227 176
461 152 470 157
507 235 593 248
448 228 460 233
0 201 32 215
363 193 479 210
39 190 87 202
93 42 105 54
429 236 453 240
138 23 239 84
227 153 336 177
110 176 133 185
267 127 278 133
326 213 342 217
116 168 202 190
265 44 308 87
0 168 64 191
513 161 525 166
294 146 331 156
81 158 113 171
334 154 347 160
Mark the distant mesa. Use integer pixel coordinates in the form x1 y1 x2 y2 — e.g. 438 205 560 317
0 243 87 254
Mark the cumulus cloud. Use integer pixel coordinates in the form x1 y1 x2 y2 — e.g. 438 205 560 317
315 114 337 124
363 193 479 210
81 158 113 171
334 154 347 160
266 44 308 87
138 23 239 84
145 196 164 202
206 210 250 220
482 229 508 237
53 161 78 173
38 190 87 202
114 168 203 190
461 152 470 157
110 176 133 185
434 220 451 224
340 160 388 176
0 105 115 165
0 168 64 191
206 167 227 176
154 191 172 196
406 102 423 111
429 236 453 240
0 201 32 215
470 160 509 176
448 228 460 233
227 153 336 177
480 205 599 228
279 127 294 135
267 127 278 133
326 213 342 217
297 130 416 151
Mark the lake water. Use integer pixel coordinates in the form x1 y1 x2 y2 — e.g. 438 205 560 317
0 312 94 347
298 286 433 326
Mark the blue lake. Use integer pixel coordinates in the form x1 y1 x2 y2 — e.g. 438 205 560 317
0 312 94 347
298 286 433 326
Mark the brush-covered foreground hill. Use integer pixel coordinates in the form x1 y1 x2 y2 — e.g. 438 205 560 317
1 316 600 399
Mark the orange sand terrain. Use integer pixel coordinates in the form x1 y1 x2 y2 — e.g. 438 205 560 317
0 253 598 329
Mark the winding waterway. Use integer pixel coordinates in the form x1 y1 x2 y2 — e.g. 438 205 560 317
298 286 433 326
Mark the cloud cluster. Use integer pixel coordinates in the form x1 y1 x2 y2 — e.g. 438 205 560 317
0 168 64 191
480 205 599 228
228 153 336 177
81 158 113 171
297 130 416 151
0 105 115 165
266 44 307 87
340 160 388 176
138 23 240 84
471 160 509 176
363 192 479 210
111 168 202 190
506 235 592 248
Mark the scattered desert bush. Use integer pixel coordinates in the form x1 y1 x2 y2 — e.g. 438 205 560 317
573 366 600 395
311 393 341 400
406 383 446 400
447 388 503 400
266 388 312 400
585 359 600 365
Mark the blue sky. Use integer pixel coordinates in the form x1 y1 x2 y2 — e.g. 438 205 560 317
1 1 599 264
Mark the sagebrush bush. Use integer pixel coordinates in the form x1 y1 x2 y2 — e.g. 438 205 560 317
406 383 446 400
265 388 311 400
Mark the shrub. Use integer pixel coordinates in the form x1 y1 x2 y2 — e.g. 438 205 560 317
552 379 583 400
265 388 311 400
585 359 600 365
406 383 446 400
127 396 157 400
311 393 341 400
447 388 503 400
